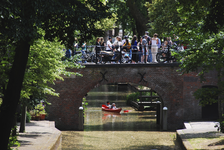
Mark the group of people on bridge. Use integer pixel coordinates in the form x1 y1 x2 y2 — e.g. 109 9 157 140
65 31 185 64
95 31 180 64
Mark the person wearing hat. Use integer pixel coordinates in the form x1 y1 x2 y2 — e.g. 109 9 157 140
106 37 112 51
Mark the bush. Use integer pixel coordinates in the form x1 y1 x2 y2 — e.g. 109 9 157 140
126 92 140 105
26 111 31 123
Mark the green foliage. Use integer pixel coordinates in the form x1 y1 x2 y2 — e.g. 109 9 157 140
107 0 149 37
170 0 224 132
126 92 140 105
8 126 20 150
0 0 111 148
34 102 47 116
82 98 88 117
21 36 80 100
19 33 84 110
0 0 111 48
126 90 160 105
145 0 181 37
95 13 118 31
194 87 219 106
26 111 31 123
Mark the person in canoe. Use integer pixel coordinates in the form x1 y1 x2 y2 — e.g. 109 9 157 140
111 103 116 109
106 101 111 109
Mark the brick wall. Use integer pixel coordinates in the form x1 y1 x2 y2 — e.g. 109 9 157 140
47 64 217 130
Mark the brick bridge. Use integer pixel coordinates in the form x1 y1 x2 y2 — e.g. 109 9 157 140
47 63 218 130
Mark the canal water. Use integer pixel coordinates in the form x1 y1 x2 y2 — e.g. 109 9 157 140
62 84 181 150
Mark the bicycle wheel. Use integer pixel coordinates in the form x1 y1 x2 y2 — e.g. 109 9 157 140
156 53 163 63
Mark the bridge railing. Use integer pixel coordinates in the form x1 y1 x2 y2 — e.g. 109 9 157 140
71 44 179 64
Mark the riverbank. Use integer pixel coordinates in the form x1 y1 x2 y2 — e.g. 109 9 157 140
177 121 224 149
12 120 61 150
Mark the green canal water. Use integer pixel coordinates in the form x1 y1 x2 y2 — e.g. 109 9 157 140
62 84 181 150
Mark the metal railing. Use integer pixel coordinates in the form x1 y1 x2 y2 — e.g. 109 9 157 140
70 44 178 64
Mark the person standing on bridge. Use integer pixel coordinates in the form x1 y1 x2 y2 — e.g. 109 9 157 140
95 37 101 63
100 37 106 51
145 31 152 63
106 37 113 51
151 33 159 63
131 35 138 64
142 35 148 63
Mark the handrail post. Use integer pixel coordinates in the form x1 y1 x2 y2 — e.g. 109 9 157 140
95 45 97 64
163 107 168 130
119 49 121 64
156 101 161 125
79 106 84 131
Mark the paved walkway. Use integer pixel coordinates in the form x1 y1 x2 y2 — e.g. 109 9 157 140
12 120 61 150
177 121 224 149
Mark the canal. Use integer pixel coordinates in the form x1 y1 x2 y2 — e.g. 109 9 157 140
62 84 181 149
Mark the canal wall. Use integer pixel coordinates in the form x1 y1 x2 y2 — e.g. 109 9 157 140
47 63 218 130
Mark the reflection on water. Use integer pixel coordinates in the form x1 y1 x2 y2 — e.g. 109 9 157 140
62 84 181 150
85 107 159 131
86 84 132 107
85 84 159 131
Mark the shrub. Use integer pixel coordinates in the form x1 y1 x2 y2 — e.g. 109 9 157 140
26 111 31 123
126 92 140 105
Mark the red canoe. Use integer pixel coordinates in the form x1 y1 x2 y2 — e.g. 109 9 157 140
102 105 122 113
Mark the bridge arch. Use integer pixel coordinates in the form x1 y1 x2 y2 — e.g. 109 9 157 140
47 64 217 130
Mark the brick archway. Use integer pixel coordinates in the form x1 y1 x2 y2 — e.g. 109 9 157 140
47 64 217 130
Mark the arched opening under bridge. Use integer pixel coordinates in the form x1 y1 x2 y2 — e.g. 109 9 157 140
83 83 163 131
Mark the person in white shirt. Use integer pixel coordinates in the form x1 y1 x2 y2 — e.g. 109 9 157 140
111 103 116 109
106 37 113 51
113 36 122 52
151 33 159 63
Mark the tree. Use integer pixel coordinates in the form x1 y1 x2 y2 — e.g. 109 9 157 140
18 34 83 133
0 0 110 149
173 0 224 131
107 0 149 39
145 0 181 37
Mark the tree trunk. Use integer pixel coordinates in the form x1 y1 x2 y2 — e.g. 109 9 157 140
126 0 148 37
0 40 30 149
12 115 17 137
19 105 27 133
